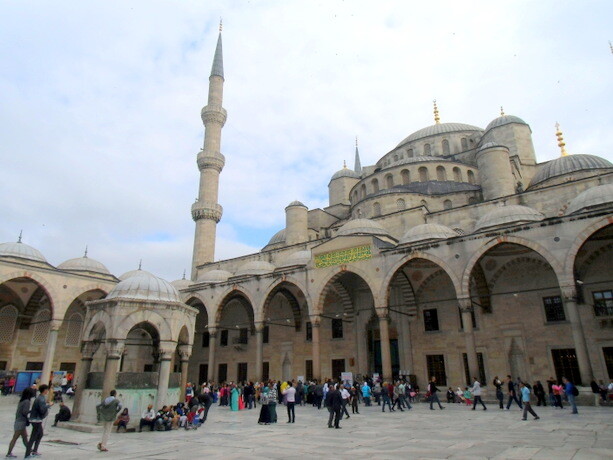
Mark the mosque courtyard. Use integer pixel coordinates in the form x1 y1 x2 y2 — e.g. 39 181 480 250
1 396 611 459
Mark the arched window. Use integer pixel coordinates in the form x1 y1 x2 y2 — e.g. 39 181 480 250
32 309 50 345
353 191 358 203
397 199 406 210
393 154 399 162
444 199 452 210
453 167 462 182
442 139 450 155
419 167 429 182
371 178 379 193
407 149 414 158
467 170 475 184
424 143 431 155
373 202 381 217
461 138 468 150
385 174 394 188
360 184 366 199
65 313 84 347
436 166 447 181
0 305 18 343
401 169 410 185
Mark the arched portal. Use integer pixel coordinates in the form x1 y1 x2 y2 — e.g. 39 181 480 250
186 297 209 385
122 322 160 373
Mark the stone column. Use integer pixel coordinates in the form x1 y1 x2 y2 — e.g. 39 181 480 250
178 344 192 402
459 298 479 381
41 320 61 390
156 342 175 408
355 312 367 376
311 316 321 381
207 328 217 382
378 312 393 380
562 286 593 385
254 322 264 381
72 341 97 420
102 340 124 398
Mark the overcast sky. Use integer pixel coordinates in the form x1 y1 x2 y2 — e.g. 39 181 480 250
1 0 611 282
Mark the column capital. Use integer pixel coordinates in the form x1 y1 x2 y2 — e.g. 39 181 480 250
375 306 389 320
178 344 192 362
80 341 98 360
560 285 577 302
207 326 218 337
310 314 322 326
158 341 176 361
49 319 62 331
105 340 125 359
254 321 266 332
458 298 473 313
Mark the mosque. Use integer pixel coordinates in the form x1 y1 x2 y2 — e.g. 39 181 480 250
1 29 612 417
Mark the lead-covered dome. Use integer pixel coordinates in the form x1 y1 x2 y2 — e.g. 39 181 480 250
331 167 360 181
0 241 47 263
171 277 193 291
119 268 154 281
396 123 483 148
198 269 233 283
58 255 110 275
475 205 544 231
566 184 613 215
337 218 391 237
286 200 306 208
279 250 311 267
484 115 528 132
530 154 613 187
236 260 275 276
107 271 181 303
267 229 285 246
400 224 458 244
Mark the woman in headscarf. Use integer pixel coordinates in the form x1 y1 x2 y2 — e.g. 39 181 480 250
230 383 239 411
257 386 271 424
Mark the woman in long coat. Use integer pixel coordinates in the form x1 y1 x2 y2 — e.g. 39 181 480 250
230 384 239 411
257 387 271 424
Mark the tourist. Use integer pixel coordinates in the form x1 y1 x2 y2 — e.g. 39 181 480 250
327 384 343 429
590 380 601 406
463 387 472 406
66 385 75 398
471 377 487 410
185 382 194 404
552 381 564 409
282 381 296 423
198 385 213 423
505 375 522 410
373 381 382 405
25 384 53 458
562 377 579 414
546 377 556 406
519 382 539 421
428 377 444 410
257 386 271 425
244 381 255 409
267 382 278 423
115 408 130 432
230 384 239 411
380 382 393 412
446 387 455 403
350 385 360 414
52 401 72 426
492 376 504 409
155 406 172 431
139 404 156 432
362 381 372 406
6 387 34 458
313 381 323 409
60 375 69 394
296 381 303 406
96 389 122 452
534 380 546 406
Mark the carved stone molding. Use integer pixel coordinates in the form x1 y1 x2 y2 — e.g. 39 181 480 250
191 201 223 223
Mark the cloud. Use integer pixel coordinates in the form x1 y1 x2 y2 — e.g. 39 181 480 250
1 0 611 281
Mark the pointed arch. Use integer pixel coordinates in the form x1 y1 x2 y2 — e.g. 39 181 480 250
215 289 256 332
260 280 307 330
313 267 379 314
563 216 613 285
0 272 57 316
114 310 172 342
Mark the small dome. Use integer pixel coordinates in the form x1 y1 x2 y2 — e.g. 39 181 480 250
479 142 507 151
119 268 154 281
286 200 306 208
267 229 286 246
236 260 275 276
530 154 613 187
337 218 391 237
58 255 110 275
400 224 458 244
331 167 360 180
396 123 483 148
107 271 181 303
198 269 232 283
171 278 193 291
475 205 544 231
0 241 47 263
484 115 528 132
566 184 613 215
279 250 311 267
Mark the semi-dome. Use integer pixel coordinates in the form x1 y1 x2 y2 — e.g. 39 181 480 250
279 250 311 267
0 241 47 263
198 269 232 283
171 277 193 291
484 115 528 132
566 184 613 215
396 123 483 148
475 205 544 231
400 223 458 244
530 154 613 187
337 218 391 237
58 255 110 275
235 260 275 276
266 229 286 247
119 268 154 281
107 271 181 303
331 167 360 181
286 200 306 208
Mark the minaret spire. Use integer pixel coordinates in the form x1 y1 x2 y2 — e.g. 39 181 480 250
191 26 227 279
354 136 362 174
555 122 568 157
433 99 440 124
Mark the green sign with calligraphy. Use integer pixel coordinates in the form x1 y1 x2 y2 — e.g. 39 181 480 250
314 245 372 268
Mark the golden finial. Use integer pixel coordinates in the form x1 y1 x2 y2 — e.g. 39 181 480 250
555 122 568 157
219 18 223 32
500 106 505 116
433 99 440 124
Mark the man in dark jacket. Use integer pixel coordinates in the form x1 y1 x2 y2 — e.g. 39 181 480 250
26 384 53 458
506 375 523 410
327 384 344 429
53 401 72 426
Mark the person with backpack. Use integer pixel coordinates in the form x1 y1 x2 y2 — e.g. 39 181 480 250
6 387 35 458
96 389 122 452
562 376 579 414
25 384 53 458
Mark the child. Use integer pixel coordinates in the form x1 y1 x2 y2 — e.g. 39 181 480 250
463 387 473 406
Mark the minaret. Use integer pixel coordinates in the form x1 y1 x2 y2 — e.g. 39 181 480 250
191 22 227 279
354 136 362 175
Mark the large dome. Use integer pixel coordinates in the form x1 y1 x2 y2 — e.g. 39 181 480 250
267 229 285 246
235 260 275 276
198 269 233 283
107 271 181 303
400 224 458 244
0 241 47 263
58 255 110 275
396 123 483 148
119 268 154 281
475 205 544 231
566 184 613 215
530 154 613 187
337 218 391 237
331 167 360 181
484 115 528 132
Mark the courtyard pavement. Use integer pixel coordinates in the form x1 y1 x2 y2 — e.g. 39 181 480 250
0 396 611 459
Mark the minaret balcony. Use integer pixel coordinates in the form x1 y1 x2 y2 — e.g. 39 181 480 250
191 201 223 223
201 105 227 126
